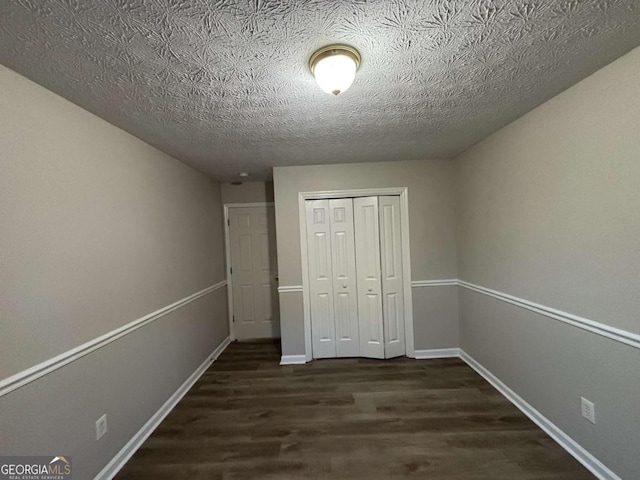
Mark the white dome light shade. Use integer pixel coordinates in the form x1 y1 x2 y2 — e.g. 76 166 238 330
313 54 357 95
309 45 361 96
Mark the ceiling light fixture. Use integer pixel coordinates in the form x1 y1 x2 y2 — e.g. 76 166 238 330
309 44 361 96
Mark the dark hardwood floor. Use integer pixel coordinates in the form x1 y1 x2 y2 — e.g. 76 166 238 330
115 340 594 479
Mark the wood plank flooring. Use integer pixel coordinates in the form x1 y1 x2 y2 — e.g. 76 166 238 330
115 341 594 480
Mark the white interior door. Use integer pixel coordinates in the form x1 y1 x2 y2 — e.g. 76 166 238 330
229 206 279 339
306 200 337 358
329 198 360 357
353 197 385 359
379 196 406 358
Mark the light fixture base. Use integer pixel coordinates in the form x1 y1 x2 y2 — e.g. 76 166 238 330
309 45 361 74
309 44 361 95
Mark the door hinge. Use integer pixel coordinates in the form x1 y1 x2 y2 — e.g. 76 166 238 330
227 218 230 226
232 315 235 322
230 267 233 274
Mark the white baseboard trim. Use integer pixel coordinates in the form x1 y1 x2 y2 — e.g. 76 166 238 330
414 348 461 359
459 349 620 480
0 280 228 398
280 354 307 365
94 336 231 480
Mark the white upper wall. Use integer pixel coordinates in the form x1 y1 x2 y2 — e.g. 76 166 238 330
456 46 640 334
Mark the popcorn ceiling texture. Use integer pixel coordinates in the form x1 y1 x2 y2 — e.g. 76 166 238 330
1 0 639 181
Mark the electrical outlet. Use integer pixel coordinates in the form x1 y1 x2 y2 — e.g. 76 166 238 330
95 414 108 440
581 397 596 424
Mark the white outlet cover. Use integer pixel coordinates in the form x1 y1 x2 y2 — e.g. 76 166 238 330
96 414 108 440
581 397 596 424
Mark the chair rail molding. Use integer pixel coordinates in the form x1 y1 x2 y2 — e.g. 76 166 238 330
409 278 639 350
0 280 228 397
458 280 640 350
277 285 303 293
411 279 458 287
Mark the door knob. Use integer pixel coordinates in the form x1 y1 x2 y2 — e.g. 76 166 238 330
368 287 373 292
342 284 347 289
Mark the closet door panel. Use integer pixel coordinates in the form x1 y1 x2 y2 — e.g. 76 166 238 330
306 200 336 358
329 199 360 357
353 197 385 359
379 196 406 358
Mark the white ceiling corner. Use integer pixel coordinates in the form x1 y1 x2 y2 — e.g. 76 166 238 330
1 0 639 181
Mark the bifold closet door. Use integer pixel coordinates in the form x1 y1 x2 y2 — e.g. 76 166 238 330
307 199 360 359
379 196 406 358
306 200 336 358
329 199 360 357
308 196 405 360
353 197 385 359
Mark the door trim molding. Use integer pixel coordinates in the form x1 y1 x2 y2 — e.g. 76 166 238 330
223 202 275 341
298 187 414 362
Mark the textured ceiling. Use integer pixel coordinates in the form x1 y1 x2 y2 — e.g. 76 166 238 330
1 1 639 181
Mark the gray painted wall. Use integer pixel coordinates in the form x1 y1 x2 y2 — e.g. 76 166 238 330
1 292 228 480
272 160 458 356
0 65 228 478
456 46 640 479
412 286 459 350
221 181 274 204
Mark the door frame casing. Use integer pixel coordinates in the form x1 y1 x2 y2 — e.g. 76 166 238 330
223 202 275 341
298 188 414 362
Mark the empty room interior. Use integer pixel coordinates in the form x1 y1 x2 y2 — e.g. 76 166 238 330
1 1 640 479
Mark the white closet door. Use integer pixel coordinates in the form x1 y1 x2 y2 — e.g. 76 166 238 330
379 196 406 358
306 200 336 358
329 198 360 357
353 197 385 359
